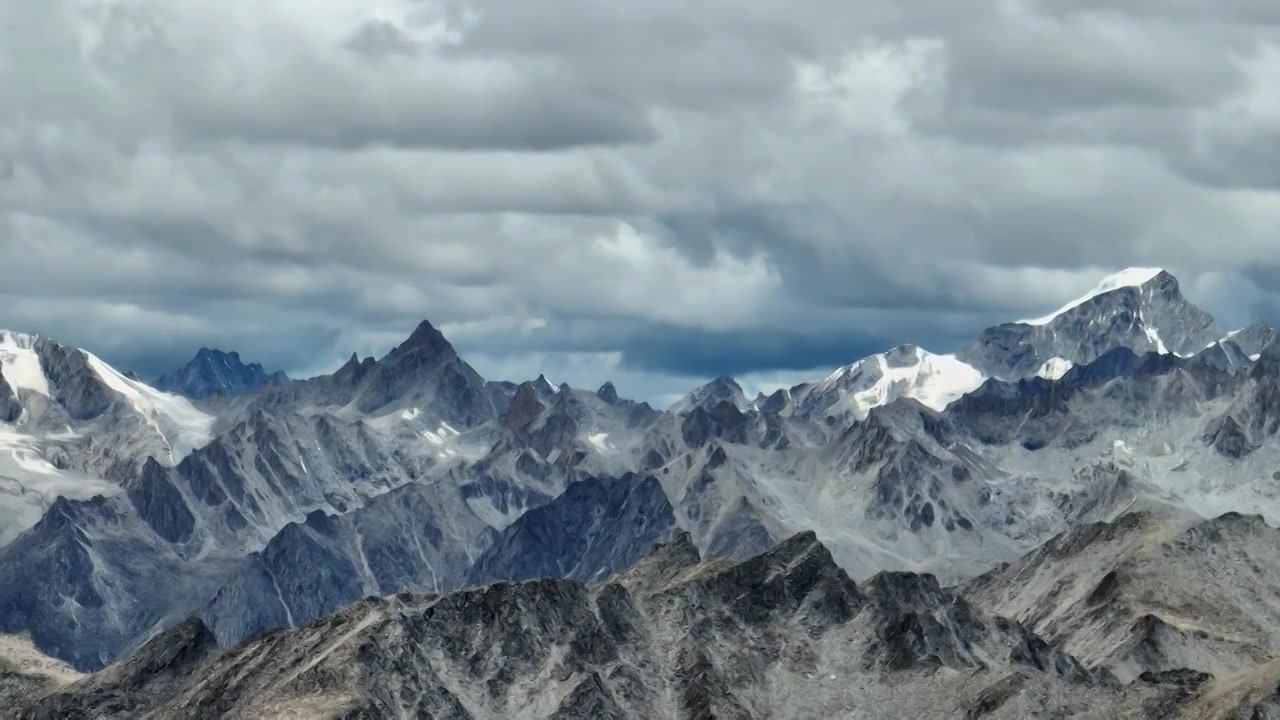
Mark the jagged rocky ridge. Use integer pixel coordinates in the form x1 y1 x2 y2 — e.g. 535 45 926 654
246 319 509 426
155 348 288 400
201 470 677 650
2 267 1280 687
18 524 1280 718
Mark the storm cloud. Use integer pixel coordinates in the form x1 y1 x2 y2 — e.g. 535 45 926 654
3 0 1279 403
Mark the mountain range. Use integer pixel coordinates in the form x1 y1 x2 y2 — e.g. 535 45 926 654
5 266 1280 718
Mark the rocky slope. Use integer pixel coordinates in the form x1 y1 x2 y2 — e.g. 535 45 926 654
965 511 1280 684
18 526 1280 718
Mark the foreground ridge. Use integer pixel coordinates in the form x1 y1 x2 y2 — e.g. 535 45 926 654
13 515 1280 719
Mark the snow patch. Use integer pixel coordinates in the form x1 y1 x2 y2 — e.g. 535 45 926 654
422 424 460 447
1144 325 1169 355
1036 357 1074 381
0 332 50 398
587 432 610 451
0 425 119 546
400 407 421 421
82 351 214 462
1020 267 1164 326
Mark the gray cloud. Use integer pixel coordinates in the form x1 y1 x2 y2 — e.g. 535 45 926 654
3 0 1280 404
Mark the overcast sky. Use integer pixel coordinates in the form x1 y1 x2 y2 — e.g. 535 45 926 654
4 1 1280 405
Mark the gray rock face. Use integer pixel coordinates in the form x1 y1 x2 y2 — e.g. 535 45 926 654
508 388 581 459
154 348 286 400
946 346 1232 451
1204 342 1280 458
0 491 228 672
702 495 779 559
18 527 1266 718
1229 321 1276 357
31 340 116 422
201 479 494 647
500 381 545 434
597 381 620 405
680 400 752 447
958 270 1224 380
671 375 750 414
0 375 20 423
467 473 678 586
127 458 198 544
530 374 561 404
198 461 677 654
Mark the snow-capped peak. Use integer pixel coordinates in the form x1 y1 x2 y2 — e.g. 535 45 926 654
803 345 986 419
1019 267 1166 326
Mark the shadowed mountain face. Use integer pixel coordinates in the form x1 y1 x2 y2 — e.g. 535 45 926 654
3 265 1280 708
154 348 287 400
